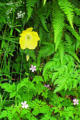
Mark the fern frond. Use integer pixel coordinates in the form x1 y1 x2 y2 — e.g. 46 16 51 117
52 1 64 51
65 24 80 53
38 14 48 32
58 0 74 28
65 24 80 43
64 33 80 63
43 54 80 92
43 60 54 81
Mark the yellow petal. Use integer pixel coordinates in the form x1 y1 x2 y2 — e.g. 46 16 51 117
26 55 29 61
19 27 40 50
26 27 33 32
32 32 40 41
26 40 38 49
20 27 33 36
19 37 26 49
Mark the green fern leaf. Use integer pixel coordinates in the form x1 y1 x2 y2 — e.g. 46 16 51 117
58 0 74 28
39 14 48 32
0 111 7 119
43 54 80 92
52 1 64 51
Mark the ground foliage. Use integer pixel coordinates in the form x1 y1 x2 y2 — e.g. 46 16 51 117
0 0 80 120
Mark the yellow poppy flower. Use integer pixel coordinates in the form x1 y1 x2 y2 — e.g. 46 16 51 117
19 27 40 49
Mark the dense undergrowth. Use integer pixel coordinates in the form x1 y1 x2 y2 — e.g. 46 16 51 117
0 0 80 120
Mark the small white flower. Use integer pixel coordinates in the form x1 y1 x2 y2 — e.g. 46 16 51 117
73 98 79 105
16 11 25 19
30 65 36 72
21 101 29 109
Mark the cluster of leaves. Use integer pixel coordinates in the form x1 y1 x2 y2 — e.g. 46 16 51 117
0 0 80 120
1 77 80 120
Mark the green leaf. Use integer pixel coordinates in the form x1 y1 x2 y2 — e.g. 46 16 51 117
58 0 74 28
52 1 64 51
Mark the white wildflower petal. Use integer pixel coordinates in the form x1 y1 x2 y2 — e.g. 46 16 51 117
21 102 24 105
22 105 25 108
31 69 34 72
30 68 32 70
21 101 29 109
25 104 29 109
73 98 79 105
24 101 27 104
30 65 36 72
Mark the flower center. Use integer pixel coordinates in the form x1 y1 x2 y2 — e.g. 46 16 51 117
25 34 32 40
